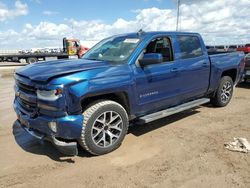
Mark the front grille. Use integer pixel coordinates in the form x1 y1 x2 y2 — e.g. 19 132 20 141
16 80 36 94
17 98 36 112
15 77 38 117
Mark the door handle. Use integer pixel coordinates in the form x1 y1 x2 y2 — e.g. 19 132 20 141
170 68 179 72
202 62 208 67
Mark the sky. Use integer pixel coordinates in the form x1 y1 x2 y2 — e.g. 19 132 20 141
0 0 249 49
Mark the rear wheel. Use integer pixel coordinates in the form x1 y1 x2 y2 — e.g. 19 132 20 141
78 100 128 155
211 76 234 107
26 57 37 64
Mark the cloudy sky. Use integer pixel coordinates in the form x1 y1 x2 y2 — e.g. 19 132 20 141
0 0 249 49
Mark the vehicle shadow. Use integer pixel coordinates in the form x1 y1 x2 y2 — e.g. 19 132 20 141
129 109 200 137
12 109 201 160
12 120 92 162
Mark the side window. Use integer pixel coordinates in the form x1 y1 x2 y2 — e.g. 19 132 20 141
177 35 203 59
144 37 173 62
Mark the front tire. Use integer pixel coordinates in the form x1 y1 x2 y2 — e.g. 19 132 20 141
211 76 234 107
79 100 129 155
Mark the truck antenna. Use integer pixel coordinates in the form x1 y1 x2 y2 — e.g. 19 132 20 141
137 29 145 36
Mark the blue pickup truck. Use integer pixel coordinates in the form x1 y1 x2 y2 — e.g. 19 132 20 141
13 31 245 156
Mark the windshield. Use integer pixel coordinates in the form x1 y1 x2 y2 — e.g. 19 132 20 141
82 36 140 63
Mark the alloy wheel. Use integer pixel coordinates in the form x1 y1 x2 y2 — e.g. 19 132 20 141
91 111 123 148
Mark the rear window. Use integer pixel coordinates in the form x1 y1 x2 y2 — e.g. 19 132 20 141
177 35 203 59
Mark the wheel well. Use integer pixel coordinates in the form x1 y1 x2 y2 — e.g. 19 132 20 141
221 69 237 83
81 92 130 115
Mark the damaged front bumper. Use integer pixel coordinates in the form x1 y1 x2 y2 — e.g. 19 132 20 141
16 120 78 156
14 99 84 156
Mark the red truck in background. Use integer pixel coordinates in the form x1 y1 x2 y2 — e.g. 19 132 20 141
63 38 89 58
237 44 250 54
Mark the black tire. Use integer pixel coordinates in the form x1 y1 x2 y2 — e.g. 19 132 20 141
211 76 234 107
78 100 129 155
26 57 37 64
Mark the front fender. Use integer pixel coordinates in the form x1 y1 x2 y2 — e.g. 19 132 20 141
66 73 135 115
66 81 90 114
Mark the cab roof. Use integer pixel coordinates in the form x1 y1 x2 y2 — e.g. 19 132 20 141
113 31 200 39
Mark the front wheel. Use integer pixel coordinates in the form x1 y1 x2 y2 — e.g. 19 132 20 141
211 76 234 107
78 100 129 155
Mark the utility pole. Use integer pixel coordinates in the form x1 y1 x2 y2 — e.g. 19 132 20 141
176 0 180 31
71 24 74 38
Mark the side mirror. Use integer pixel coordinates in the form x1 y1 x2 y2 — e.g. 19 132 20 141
139 53 163 67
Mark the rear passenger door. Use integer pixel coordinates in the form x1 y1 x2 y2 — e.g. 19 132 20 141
176 35 210 101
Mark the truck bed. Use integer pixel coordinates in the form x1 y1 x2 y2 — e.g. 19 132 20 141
208 51 245 92
0 53 69 59
0 53 72 63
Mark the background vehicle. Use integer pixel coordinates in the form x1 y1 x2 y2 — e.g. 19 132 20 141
206 45 217 53
214 45 226 52
237 44 250 54
227 45 238 52
0 38 89 64
243 53 250 82
13 31 245 156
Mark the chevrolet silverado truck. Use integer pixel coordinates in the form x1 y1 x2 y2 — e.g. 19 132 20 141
13 31 245 156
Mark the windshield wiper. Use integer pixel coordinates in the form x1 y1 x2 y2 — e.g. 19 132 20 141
84 58 103 61
84 58 98 60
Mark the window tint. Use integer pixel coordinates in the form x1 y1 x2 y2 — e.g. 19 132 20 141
177 35 203 59
144 37 173 62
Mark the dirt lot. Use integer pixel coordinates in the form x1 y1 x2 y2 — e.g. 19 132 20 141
0 62 26 78
0 76 250 188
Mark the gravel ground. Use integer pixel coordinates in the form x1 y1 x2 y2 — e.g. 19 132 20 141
0 77 250 188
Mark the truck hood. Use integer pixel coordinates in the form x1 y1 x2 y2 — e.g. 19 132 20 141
15 59 110 82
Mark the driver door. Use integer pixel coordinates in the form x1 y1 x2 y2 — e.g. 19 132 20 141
133 36 182 115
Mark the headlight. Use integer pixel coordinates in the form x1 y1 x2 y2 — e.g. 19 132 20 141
37 89 62 101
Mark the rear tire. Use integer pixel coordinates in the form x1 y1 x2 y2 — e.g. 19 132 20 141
211 76 234 107
78 100 128 155
26 57 37 64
